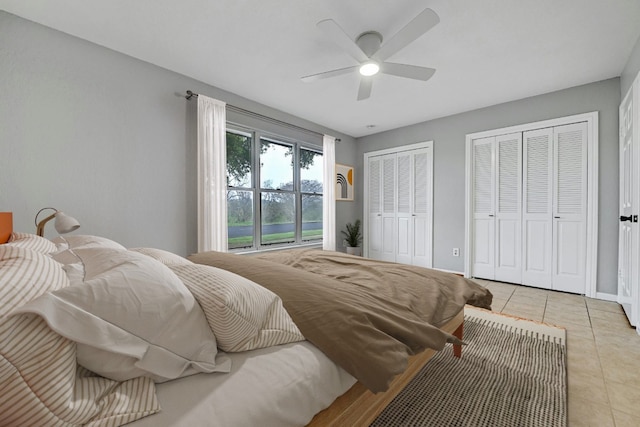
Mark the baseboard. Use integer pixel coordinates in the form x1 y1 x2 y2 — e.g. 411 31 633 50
595 292 618 302
433 268 464 276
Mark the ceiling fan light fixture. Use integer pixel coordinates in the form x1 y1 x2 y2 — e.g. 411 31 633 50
359 62 380 77
306 8 439 99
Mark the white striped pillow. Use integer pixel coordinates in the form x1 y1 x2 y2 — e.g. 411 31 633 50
0 245 69 318
0 314 160 426
170 263 305 352
7 232 57 254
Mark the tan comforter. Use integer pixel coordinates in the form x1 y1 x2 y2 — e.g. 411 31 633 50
188 249 492 393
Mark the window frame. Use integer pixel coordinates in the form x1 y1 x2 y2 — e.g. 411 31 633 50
226 124 323 252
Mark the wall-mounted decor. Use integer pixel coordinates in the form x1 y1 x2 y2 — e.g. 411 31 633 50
336 163 354 201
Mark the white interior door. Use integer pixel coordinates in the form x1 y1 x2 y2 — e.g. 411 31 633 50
472 137 495 279
367 156 383 260
552 123 588 293
522 128 553 289
396 152 412 265
380 155 397 262
412 148 433 268
494 133 522 283
365 142 434 267
618 83 638 326
465 112 598 296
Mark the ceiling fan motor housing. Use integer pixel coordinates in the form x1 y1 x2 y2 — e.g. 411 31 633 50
356 31 383 57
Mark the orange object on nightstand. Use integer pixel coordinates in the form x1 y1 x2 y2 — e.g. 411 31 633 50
0 212 13 243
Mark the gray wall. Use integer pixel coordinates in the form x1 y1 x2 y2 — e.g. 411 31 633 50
621 33 640 96
0 11 358 256
356 78 620 295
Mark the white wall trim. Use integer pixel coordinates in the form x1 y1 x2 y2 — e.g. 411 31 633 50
585 112 599 299
433 268 465 276
595 292 618 302
363 141 434 262
363 140 435 157
464 111 599 298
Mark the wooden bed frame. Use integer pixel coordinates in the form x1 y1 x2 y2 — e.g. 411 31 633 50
307 310 464 426
0 213 464 427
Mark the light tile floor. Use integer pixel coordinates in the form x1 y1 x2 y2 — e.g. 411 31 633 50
472 279 640 427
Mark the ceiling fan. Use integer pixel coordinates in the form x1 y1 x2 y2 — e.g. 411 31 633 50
301 8 440 101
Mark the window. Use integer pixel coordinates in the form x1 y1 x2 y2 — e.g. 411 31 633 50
300 148 323 242
226 127 323 251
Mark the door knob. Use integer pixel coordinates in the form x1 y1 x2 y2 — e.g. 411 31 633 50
620 215 633 222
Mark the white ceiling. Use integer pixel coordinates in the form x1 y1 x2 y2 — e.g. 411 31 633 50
2 0 640 138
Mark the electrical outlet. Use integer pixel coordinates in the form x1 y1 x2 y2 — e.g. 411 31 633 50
452 248 460 257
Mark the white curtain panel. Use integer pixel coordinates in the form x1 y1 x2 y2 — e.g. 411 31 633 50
197 95 228 252
322 135 336 251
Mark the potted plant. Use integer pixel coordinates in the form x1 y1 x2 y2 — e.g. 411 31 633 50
341 219 362 256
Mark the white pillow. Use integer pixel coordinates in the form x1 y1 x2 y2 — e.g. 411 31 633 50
170 263 305 352
52 234 126 251
6 232 57 255
51 234 126 264
15 247 230 382
0 246 69 318
130 247 192 266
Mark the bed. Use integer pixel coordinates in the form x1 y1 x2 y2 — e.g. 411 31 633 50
0 212 492 426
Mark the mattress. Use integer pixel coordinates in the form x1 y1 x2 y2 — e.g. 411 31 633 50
128 341 357 427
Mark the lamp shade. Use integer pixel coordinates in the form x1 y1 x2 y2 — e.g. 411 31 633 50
35 207 80 237
54 212 80 234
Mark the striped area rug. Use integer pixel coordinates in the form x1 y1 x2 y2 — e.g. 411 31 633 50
371 307 567 427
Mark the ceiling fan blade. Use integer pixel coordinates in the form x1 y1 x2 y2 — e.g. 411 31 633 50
380 62 436 81
357 77 373 101
301 65 358 83
317 19 369 63
372 8 440 62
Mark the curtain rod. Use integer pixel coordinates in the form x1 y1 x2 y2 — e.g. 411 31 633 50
185 90 340 142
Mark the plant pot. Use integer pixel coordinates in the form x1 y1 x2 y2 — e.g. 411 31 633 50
346 246 362 256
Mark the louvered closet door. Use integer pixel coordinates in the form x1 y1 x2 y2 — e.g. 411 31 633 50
380 154 397 262
367 145 433 266
494 133 522 283
472 137 495 280
412 148 433 268
552 122 587 293
367 156 383 260
396 151 413 265
522 128 553 289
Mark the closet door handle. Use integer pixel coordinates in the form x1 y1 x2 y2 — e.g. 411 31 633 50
488 214 494 217
620 215 633 222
